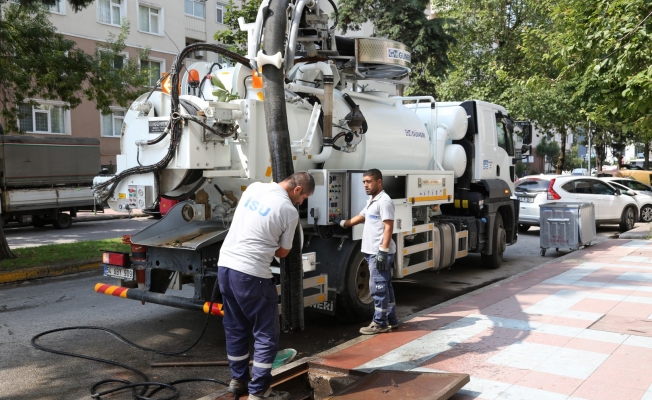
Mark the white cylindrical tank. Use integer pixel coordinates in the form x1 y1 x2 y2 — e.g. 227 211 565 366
442 144 467 178
437 105 468 141
322 91 432 170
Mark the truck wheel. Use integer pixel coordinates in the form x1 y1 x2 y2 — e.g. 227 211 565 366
619 206 636 232
482 213 505 269
336 249 374 322
53 213 72 229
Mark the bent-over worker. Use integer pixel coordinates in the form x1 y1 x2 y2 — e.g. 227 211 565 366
337 168 398 334
218 172 315 400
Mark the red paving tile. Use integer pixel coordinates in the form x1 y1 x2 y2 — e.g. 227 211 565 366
592 315 652 336
547 316 595 329
569 298 618 314
516 370 583 395
587 365 652 391
572 380 646 400
520 331 572 347
608 302 652 319
563 337 620 354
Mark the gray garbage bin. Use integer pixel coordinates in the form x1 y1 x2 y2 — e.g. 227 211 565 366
539 202 596 256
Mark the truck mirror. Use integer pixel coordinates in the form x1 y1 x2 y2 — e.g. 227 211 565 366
517 121 532 145
521 144 531 155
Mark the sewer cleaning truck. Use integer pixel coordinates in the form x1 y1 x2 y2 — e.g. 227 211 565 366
93 0 529 326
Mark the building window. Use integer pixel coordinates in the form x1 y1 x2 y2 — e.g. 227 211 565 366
216 3 225 24
100 51 126 69
49 0 65 14
98 0 123 26
140 59 162 87
138 4 161 35
101 109 125 137
185 0 206 19
18 102 68 134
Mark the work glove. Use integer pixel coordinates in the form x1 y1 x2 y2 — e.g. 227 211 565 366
376 248 389 271
334 216 347 228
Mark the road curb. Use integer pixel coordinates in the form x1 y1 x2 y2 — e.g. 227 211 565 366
0 260 101 285
619 222 652 239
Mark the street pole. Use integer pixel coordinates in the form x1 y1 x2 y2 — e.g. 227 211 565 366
588 121 592 175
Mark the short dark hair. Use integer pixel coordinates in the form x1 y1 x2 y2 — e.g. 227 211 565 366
363 168 382 181
282 171 315 195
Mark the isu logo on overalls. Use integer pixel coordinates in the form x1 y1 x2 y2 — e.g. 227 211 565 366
243 197 271 217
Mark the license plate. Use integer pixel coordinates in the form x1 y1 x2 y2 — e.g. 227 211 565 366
518 197 534 203
104 265 134 280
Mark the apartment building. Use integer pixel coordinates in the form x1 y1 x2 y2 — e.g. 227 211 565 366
21 0 237 171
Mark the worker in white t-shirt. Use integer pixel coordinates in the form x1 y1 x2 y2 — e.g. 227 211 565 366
336 169 398 335
218 172 315 400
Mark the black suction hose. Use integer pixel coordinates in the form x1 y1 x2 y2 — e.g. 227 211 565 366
262 0 304 333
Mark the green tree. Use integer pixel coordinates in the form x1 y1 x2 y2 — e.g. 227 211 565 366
0 0 151 261
0 3 151 134
335 0 456 96
214 0 261 55
536 138 560 173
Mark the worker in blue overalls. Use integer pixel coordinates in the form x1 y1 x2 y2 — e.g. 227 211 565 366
218 171 314 400
337 168 399 334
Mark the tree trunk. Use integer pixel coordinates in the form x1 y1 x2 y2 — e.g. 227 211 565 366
556 130 567 174
595 144 605 173
645 142 650 170
0 223 16 261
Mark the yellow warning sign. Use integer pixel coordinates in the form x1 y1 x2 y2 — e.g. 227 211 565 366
118 193 126 199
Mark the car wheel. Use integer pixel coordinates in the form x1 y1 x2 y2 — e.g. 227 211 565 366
518 224 530 233
482 212 505 269
619 206 636 232
640 205 652 222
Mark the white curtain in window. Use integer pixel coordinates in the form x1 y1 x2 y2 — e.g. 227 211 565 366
18 104 33 132
196 1 205 18
50 106 65 133
150 9 159 34
138 5 149 32
101 113 113 136
113 111 125 136
111 0 121 24
99 0 111 23
184 0 193 15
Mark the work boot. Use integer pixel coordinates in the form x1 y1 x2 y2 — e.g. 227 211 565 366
247 387 291 400
359 322 389 335
228 379 248 396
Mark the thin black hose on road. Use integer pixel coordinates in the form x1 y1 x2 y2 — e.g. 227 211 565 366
30 276 233 400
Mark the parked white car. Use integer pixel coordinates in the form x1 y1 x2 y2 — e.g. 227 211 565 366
515 175 638 232
602 180 652 222
602 177 652 196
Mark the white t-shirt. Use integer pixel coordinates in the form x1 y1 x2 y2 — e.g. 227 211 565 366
360 190 396 255
218 182 299 279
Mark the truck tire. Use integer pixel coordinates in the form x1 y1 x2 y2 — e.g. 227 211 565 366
482 213 505 269
619 206 636 232
53 213 72 229
336 249 374 322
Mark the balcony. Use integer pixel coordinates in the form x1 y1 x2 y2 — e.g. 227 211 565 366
185 15 206 41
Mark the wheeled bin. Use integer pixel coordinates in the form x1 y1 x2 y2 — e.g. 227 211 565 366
539 202 596 256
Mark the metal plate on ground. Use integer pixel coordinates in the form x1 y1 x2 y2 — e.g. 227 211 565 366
324 370 470 400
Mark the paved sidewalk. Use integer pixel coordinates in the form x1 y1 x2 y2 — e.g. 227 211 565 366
309 239 652 400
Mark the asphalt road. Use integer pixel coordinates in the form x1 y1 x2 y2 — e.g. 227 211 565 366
0 222 637 400
4 217 157 249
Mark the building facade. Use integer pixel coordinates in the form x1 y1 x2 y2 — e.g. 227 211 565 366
18 0 237 171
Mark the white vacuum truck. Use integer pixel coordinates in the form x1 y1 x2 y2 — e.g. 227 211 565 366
94 0 528 324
